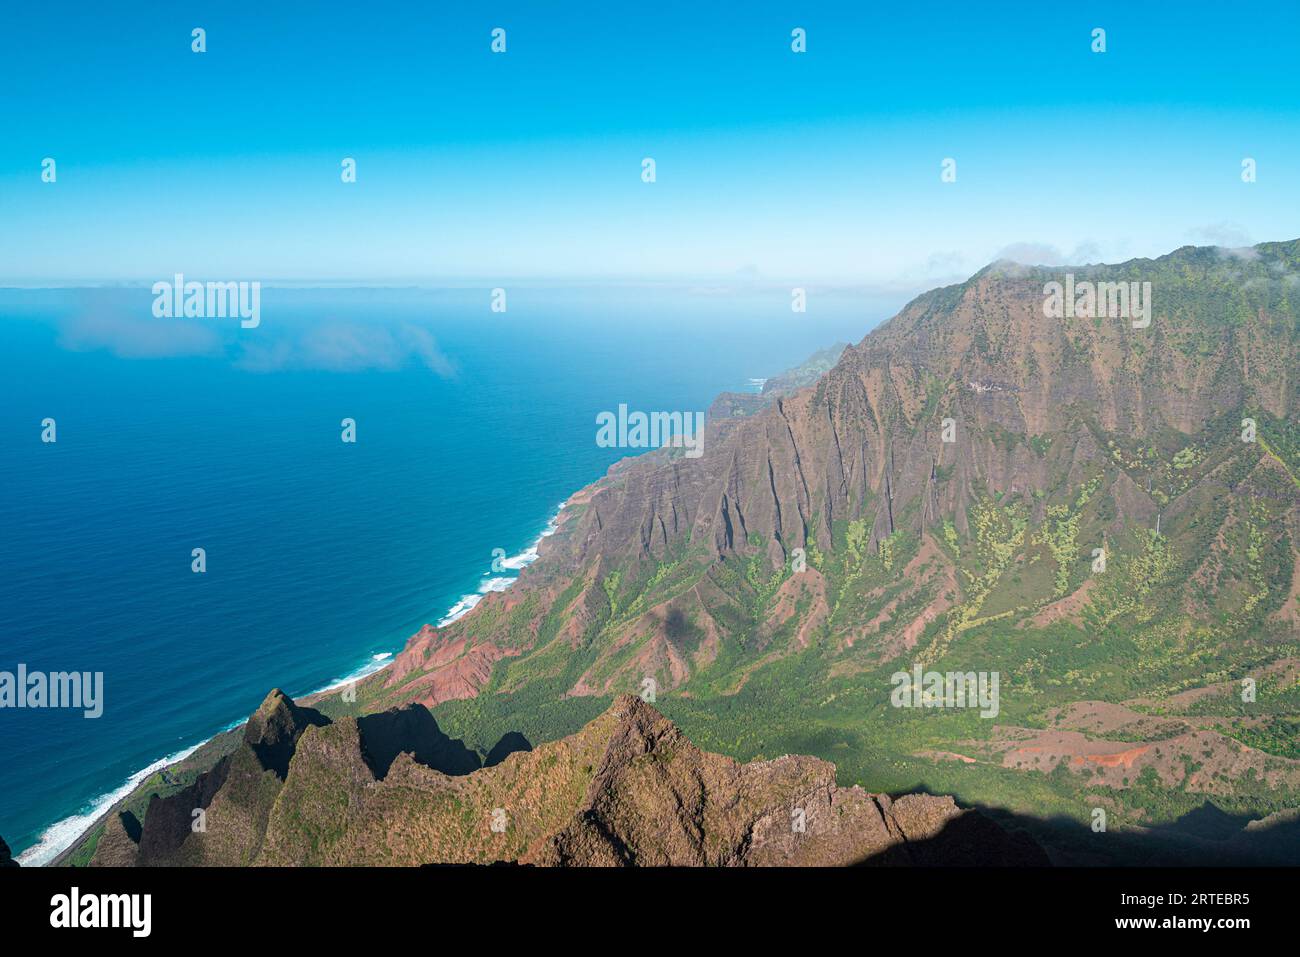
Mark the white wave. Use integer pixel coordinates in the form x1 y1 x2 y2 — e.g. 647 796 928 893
17 503 571 867
16 739 204 867
437 593 483 626
435 503 566 628
497 506 564 569
306 652 396 696
498 551 537 570
17 648 400 867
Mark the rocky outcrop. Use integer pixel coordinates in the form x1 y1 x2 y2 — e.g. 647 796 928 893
49 240 1300 870
0 834 17 867
118 691 1045 867
135 689 327 866
382 628 510 708
360 240 1300 704
244 688 330 779
533 696 1045 866
89 812 141 867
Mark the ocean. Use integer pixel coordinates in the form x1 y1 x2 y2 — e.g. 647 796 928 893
0 283 904 863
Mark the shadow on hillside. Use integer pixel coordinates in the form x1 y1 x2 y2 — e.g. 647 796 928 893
357 704 483 779
664 608 691 642
863 786 1300 866
860 804 1051 866
485 731 533 768
256 706 331 780
119 809 143 844
356 703 533 779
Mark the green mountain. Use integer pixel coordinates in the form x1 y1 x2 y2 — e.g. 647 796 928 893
68 692 1044 867
53 240 1300 866
346 240 1300 864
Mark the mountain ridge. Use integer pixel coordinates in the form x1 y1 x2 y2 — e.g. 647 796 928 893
75 691 1045 867
46 238 1300 867
333 238 1299 865
361 238 1299 707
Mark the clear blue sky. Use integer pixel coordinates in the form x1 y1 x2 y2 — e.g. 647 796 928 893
1 0 1297 283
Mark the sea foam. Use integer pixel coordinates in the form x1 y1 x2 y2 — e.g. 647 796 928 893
437 504 564 627
17 740 204 867
20 504 566 867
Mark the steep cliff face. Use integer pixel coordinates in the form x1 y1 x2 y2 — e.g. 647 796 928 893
543 243 1296 571
102 693 1044 867
88 811 141 866
60 241 1300 869
327 242 1300 864
128 690 328 866
365 241 1300 708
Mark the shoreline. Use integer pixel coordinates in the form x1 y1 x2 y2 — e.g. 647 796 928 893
18 501 568 868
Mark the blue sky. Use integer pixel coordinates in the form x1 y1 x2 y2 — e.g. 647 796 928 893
1 0 1298 283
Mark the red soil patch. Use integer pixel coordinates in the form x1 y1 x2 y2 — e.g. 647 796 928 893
1070 746 1149 769
1025 578 1095 629
1271 552 1300 625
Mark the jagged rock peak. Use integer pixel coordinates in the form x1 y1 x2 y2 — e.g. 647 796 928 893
243 688 329 778
0 834 18 867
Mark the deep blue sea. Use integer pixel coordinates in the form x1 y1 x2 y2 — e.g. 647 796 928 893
0 283 906 863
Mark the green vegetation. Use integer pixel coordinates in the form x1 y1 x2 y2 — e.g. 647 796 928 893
421 244 1300 859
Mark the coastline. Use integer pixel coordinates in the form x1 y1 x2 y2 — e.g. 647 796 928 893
19 502 568 867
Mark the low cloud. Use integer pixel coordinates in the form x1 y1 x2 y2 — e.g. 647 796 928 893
993 241 1105 268
58 310 222 359
922 250 968 277
995 242 1065 266
235 320 455 375
1187 222 1254 252
55 297 456 376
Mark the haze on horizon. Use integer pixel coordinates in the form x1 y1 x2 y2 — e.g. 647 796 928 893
1 1 1298 285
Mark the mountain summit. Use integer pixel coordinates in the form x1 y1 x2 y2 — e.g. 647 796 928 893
367 240 1299 705
349 241 1300 864
84 693 1043 867
54 240 1300 867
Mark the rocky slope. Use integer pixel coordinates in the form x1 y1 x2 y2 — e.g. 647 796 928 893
88 691 1043 867
343 240 1300 862
362 241 1299 706
53 240 1300 866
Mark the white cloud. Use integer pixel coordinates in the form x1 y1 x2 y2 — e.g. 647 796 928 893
235 321 455 374
58 310 221 359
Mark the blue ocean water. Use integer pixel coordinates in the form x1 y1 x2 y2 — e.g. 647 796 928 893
0 284 905 862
